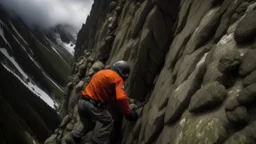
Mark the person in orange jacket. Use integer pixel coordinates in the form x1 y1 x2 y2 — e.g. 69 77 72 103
71 60 138 144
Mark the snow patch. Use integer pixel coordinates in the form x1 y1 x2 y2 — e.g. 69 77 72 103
10 22 28 45
196 52 208 68
0 55 56 108
180 118 186 126
0 48 28 79
55 33 75 55
63 42 75 54
51 46 63 59
0 24 10 46
1 47 64 93
1 63 56 109
217 33 234 46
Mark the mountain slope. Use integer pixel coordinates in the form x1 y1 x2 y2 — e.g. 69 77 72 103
47 0 256 144
0 5 76 143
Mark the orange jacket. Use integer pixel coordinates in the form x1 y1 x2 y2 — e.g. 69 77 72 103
81 69 131 116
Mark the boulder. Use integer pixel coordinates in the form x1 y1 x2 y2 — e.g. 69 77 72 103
72 74 80 85
109 1 117 12
88 56 95 62
234 10 256 44
175 118 228 144
237 83 256 105
88 68 95 77
189 82 227 113
218 74 236 88
61 134 75 144
85 52 91 57
105 65 112 69
239 49 256 76
225 98 241 111
75 80 84 93
218 50 241 74
108 16 118 30
243 70 256 87
92 61 105 72
66 123 74 131
226 106 249 124
78 62 87 77
60 114 72 128
225 121 256 144
44 134 57 144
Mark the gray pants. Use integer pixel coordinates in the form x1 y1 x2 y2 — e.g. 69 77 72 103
72 99 114 144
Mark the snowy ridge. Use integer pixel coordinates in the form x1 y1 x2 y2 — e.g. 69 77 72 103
3 28 65 93
44 36 68 63
10 22 28 45
0 48 58 108
55 33 75 55
0 21 11 47
1 63 56 109
0 48 28 79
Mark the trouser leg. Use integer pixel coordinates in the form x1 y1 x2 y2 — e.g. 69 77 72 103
72 100 96 139
90 108 114 144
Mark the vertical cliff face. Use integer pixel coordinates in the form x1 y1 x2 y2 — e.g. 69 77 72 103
48 0 256 144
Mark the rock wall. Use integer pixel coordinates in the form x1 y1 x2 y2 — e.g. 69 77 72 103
47 0 256 144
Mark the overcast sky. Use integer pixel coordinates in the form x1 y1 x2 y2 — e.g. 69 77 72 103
0 0 93 32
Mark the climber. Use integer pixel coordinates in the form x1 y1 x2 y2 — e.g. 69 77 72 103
71 60 138 144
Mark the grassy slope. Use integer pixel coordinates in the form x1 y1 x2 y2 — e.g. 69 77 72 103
34 37 71 86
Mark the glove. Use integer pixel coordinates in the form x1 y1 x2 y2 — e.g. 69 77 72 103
125 110 138 121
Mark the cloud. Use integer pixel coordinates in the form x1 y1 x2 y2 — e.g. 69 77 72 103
0 0 93 32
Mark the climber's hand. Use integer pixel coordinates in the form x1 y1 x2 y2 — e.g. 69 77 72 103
125 110 138 122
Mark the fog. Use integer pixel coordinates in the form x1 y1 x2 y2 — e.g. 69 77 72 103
0 0 93 32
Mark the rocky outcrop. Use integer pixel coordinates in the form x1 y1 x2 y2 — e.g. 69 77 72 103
189 82 227 113
46 0 256 144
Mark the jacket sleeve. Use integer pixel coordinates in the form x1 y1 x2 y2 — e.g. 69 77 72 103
115 79 131 116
